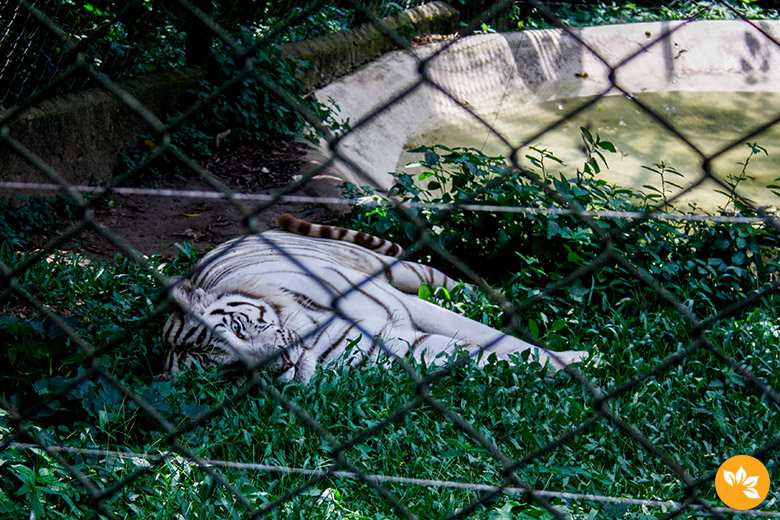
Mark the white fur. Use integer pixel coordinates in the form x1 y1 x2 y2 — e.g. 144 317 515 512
163 230 591 383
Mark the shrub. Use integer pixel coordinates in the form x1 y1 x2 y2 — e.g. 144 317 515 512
341 130 780 331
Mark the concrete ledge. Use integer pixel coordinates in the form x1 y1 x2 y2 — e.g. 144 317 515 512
0 67 206 200
281 1 458 91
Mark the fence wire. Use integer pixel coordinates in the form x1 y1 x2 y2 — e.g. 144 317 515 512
1 0 780 519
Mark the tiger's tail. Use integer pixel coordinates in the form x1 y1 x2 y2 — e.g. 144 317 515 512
278 214 405 258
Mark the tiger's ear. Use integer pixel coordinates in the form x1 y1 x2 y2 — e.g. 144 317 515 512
168 277 210 313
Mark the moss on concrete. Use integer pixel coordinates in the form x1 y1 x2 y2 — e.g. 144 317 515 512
281 1 458 91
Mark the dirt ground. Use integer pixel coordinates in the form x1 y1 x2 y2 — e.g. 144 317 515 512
67 139 339 260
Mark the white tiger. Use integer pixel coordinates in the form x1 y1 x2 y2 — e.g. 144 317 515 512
163 214 590 383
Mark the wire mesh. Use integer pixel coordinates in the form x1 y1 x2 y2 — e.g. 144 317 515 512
0 0 443 108
2 0 780 518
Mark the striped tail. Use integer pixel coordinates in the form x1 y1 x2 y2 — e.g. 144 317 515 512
278 214 405 258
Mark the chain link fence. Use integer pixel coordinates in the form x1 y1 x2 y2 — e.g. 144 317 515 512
2 0 780 518
0 0 447 108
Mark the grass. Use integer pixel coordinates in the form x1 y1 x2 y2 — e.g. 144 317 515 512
2 306 778 518
2 138 780 518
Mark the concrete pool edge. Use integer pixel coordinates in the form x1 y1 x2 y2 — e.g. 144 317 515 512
301 20 780 200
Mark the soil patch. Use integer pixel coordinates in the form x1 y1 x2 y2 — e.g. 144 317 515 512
66 139 338 260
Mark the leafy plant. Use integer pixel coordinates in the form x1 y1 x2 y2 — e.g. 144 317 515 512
641 161 684 209
0 241 193 427
342 128 622 284
116 37 344 184
0 195 77 248
341 129 780 329
515 0 780 31
716 142 768 212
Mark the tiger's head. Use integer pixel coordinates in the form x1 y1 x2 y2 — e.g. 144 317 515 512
162 276 312 383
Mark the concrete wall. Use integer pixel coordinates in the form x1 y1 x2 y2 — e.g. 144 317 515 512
281 2 458 91
0 67 206 200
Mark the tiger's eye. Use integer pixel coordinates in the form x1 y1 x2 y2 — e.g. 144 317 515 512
231 320 244 338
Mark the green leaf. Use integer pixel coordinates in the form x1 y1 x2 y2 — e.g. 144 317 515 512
588 156 601 174
465 161 479 176
528 319 539 338
604 503 631 518
550 319 566 332
580 126 594 144
598 140 616 153
424 149 440 167
547 220 560 239
572 185 590 199
566 246 585 263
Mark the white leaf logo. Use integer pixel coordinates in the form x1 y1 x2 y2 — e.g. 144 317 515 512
716 455 770 510
743 476 759 488
722 465 761 500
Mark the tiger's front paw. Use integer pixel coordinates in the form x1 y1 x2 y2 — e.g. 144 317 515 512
291 354 317 385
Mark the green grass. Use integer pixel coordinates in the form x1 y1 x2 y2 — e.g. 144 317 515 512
2 301 778 518
2 145 780 518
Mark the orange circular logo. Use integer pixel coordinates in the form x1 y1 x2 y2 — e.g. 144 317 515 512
715 455 770 510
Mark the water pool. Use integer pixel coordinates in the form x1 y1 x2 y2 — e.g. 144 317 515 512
399 90 780 211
